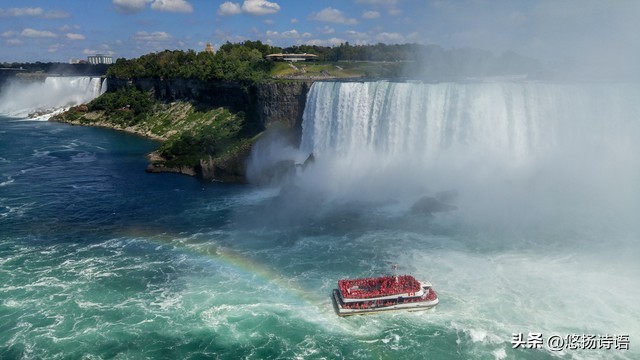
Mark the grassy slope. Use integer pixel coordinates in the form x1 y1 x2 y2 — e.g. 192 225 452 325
269 61 405 79
53 101 254 181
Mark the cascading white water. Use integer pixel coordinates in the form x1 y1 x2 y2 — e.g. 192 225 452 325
0 76 106 118
300 81 640 167
290 80 640 225
100 78 108 95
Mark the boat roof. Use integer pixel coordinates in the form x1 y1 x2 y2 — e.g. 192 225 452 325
339 274 418 285
338 274 422 299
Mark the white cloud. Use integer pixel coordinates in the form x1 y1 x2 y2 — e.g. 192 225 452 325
150 0 193 13
66 33 86 40
305 37 347 47
2 30 17 38
212 29 247 43
42 10 70 19
264 28 310 41
218 0 280 16
362 10 380 19
344 30 368 39
59 25 80 32
6 38 22 45
282 29 300 38
113 0 152 14
0 7 69 18
318 26 335 35
291 18 299 24
21 28 57 38
133 31 172 42
263 19 274 25
218 2 242 16
0 7 43 17
309 8 358 25
83 49 98 55
375 32 405 43
388 8 402 16
406 32 424 43
328 37 347 46
48 44 62 53
242 0 280 16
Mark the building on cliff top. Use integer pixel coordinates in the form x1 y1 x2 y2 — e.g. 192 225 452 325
266 53 318 62
87 54 113 65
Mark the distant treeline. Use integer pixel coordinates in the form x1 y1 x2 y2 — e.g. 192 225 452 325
106 41 430 81
106 41 545 81
107 41 274 82
285 42 425 62
289 43 546 79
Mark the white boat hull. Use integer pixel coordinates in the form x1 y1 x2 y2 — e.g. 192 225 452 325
332 289 439 317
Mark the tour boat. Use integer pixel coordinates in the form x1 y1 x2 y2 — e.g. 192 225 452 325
332 269 438 317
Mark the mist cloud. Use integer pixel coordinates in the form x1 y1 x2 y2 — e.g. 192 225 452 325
412 0 640 80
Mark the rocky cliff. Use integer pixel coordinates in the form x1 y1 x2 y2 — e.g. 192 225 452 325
85 78 313 182
254 81 312 139
107 78 312 132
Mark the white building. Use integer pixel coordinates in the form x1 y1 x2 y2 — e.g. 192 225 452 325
265 53 318 62
87 54 113 65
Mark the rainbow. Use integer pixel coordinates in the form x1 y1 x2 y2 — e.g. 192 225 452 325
115 226 399 346
118 226 328 309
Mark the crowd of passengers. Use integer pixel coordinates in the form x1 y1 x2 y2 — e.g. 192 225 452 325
338 275 421 299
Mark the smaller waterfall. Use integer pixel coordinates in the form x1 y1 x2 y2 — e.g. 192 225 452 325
100 78 108 95
0 76 107 119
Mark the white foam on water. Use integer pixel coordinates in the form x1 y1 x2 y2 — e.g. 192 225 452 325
492 347 507 360
0 177 14 187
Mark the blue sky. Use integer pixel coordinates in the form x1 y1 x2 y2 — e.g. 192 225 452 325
1 0 639 68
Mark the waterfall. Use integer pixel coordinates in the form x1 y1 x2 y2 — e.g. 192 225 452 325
0 76 107 118
99 78 108 96
300 81 640 167
284 80 640 214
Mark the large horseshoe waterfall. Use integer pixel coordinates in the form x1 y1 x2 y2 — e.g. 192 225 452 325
301 81 640 165
293 81 640 214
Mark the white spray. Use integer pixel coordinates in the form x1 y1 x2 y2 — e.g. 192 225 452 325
0 76 106 119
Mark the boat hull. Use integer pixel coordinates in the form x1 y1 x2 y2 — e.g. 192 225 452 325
332 289 438 317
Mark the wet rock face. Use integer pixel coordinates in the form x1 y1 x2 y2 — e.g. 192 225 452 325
107 78 252 113
255 81 312 132
411 194 458 214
